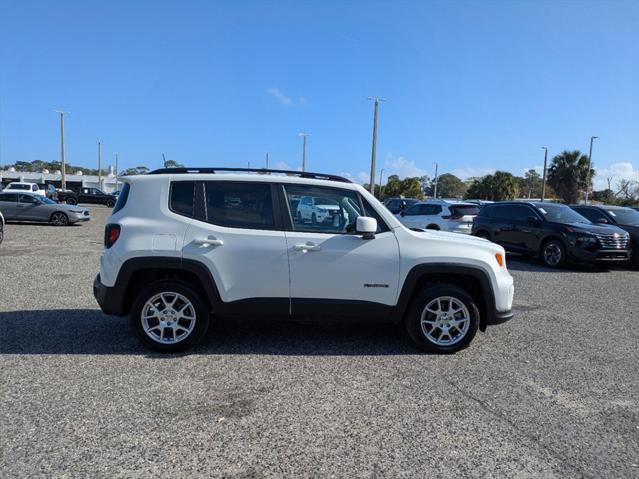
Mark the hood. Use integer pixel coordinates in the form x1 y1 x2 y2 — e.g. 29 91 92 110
411 228 495 246
561 222 628 236
58 204 88 212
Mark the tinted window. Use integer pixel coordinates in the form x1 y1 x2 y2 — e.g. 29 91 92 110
404 205 420 216
602 208 639 226
18 194 38 204
8 184 30 190
170 181 195 218
491 205 534 220
0 193 18 202
204 181 274 230
112 183 130 214
535 203 590 224
573 208 606 223
420 204 442 215
450 205 480 216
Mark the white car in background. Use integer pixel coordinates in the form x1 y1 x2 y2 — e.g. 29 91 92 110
296 195 342 225
3 182 46 197
397 199 480 234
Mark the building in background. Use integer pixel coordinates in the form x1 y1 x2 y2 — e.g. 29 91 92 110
0 167 119 193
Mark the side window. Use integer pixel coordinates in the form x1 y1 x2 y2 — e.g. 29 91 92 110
169 181 196 218
361 198 390 233
285 185 363 234
0 193 18 202
204 181 274 230
404 205 420 216
576 208 605 223
18 194 37 204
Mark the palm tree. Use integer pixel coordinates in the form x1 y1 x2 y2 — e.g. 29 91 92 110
547 150 593 204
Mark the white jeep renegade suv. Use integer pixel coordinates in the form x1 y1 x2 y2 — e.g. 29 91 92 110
94 167 514 353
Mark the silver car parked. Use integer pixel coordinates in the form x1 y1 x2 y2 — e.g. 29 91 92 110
0 192 90 226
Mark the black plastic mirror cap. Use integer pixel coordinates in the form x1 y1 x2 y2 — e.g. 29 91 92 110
361 232 376 240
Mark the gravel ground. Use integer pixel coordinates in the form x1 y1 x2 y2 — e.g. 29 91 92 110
1 206 638 478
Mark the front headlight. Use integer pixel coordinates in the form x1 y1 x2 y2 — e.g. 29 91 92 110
70 209 85 214
576 235 598 247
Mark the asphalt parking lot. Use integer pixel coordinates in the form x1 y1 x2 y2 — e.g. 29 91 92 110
1 206 638 478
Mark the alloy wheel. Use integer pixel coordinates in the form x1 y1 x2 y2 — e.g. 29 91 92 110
543 243 562 266
420 296 471 346
51 212 68 226
141 292 197 345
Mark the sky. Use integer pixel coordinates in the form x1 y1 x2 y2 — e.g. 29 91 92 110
1 0 638 190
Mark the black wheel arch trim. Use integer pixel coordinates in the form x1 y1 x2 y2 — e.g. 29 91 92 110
391 263 507 329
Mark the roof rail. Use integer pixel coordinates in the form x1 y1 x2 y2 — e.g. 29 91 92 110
147 167 352 183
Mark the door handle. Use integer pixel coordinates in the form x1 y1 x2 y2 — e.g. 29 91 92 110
294 242 321 252
193 236 224 246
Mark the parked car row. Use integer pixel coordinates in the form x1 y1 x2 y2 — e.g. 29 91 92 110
384 197 638 269
0 182 118 207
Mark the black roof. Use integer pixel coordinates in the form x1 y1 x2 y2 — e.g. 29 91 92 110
147 167 352 183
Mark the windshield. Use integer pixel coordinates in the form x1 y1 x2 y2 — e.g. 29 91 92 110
603 208 639 226
536 203 591 224
9 184 30 190
39 197 56 204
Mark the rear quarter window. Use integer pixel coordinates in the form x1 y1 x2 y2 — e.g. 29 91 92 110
169 181 195 218
112 183 131 214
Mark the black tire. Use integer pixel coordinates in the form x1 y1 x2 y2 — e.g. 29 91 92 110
130 280 210 353
311 213 317 225
426 224 440 230
406 284 479 354
629 245 639 270
50 212 69 226
476 230 491 241
106 199 115 208
540 239 567 268
66 198 77 205
0 222 3 245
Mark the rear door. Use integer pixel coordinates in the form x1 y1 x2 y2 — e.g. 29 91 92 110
0 192 19 219
181 180 290 315
281 184 400 318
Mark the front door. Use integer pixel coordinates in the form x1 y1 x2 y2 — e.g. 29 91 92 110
282 184 400 319
16 194 41 220
181 180 290 315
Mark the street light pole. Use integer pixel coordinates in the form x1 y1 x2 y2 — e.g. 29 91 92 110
55 111 68 190
298 133 309 171
266 152 269 169
97 140 102 189
379 168 384 198
367 97 386 194
115 153 119 190
541 147 548 202
433 162 439 199
585 136 598 205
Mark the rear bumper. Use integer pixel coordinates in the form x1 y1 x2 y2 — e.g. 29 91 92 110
93 274 126 316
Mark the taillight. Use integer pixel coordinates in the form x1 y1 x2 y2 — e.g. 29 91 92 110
104 224 121 248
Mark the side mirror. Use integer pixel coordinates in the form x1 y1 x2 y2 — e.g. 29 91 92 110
356 216 377 240
527 216 541 226
596 218 609 224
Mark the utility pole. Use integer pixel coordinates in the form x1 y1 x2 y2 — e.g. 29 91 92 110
162 153 167 168
298 133 309 171
433 162 439 199
54 110 68 190
367 97 386 194
115 153 119 190
585 136 598 205
541 147 548 202
266 152 269 169
379 168 384 198
97 140 102 189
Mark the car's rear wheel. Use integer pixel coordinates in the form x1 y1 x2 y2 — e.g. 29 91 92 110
541 239 566 268
50 212 69 226
406 284 479 353
106 199 115 208
66 198 77 205
426 224 440 230
476 230 491 240
131 280 210 353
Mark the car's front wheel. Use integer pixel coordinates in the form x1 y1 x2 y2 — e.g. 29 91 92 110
541 239 566 268
130 280 210 353
50 212 69 226
406 284 479 353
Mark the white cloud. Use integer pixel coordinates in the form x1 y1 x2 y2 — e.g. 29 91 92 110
450 167 495 180
383 154 429 180
265 87 307 108
593 162 639 191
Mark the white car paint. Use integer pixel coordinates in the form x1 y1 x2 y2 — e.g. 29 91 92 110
4 182 46 196
397 199 480 234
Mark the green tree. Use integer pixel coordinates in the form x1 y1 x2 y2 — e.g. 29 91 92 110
377 174 423 200
121 166 150 176
519 169 543 199
547 150 593 204
465 171 518 201
164 159 184 168
433 173 466 198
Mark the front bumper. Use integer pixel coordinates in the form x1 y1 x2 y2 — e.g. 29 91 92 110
93 274 126 316
487 309 514 325
570 248 630 263
69 212 91 224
